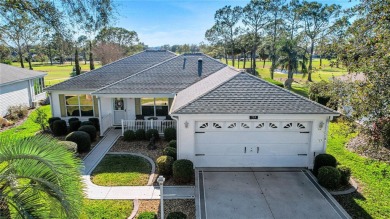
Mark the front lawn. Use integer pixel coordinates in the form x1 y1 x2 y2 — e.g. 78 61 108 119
0 105 51 138
327 122 390 218
80 199 133 219
91 154 151 186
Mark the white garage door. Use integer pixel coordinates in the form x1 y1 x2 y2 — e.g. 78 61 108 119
194 121 312 167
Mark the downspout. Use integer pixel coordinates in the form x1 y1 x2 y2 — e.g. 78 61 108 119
172 115 180 159
48 92 54 117
322 116 332 152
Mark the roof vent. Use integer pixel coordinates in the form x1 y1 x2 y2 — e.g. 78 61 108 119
198 58 203 77
183 57 186 69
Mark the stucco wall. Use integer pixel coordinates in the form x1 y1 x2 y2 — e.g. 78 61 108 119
173 114 332 169
0 81 31 116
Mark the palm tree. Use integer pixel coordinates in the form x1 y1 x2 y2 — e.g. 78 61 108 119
277 38 300 89
0 135 84 218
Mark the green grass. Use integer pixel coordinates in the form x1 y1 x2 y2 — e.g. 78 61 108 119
326 122 390 218
0 105 51 138
225 58 348 97
80 199 133 219
11 62 102 86
91 154 151 186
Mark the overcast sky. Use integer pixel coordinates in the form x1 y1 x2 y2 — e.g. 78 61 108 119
114 0 358 47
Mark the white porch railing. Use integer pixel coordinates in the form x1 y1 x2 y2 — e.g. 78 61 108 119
121 120 176 136
33 92 47 102
101 113 112 135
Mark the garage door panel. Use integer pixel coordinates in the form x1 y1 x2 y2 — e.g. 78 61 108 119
196 143 308 156
195 155 308 167
194 121 312 167
196 132 310 144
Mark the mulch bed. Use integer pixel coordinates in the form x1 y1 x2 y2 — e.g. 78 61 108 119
110 138 195 186
0 108 35 132
110 137 167 161
347 134 390 163
136 199 195 219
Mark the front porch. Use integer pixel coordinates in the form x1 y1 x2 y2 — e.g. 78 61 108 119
98 96 177 135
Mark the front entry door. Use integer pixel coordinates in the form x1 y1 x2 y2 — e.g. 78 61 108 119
113 98 126 125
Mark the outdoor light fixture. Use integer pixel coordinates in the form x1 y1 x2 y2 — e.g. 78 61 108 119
184 121 189 128
318 121 324 130
157 175 165 219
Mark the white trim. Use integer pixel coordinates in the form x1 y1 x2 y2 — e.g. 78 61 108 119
94 93 176 98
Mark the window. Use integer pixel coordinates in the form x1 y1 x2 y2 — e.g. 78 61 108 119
33 78 44 95
65 94 94 117
141 98 169 117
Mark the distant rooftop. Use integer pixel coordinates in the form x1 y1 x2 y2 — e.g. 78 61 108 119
0 63 46 86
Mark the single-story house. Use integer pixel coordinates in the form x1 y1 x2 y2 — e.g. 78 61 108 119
0 63 47 116
45 50 339 169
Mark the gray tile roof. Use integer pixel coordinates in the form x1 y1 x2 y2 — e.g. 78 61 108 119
171 72 339 115
45 50 176 91
170 66 240 114
93 53 227 94
0 63 46 86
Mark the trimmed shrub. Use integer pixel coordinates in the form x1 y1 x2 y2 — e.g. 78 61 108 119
69 120 81 132
163 147 177 160
135 129 146 140
65 131 91 153
88 118 100 131
168 140 177 148
123 130 136 141
52 120 67 136
58 141 77 153
173 159 194 183
68 117 79 124
80 121 93 127
338 166 351 185
156 155 174 176
137 212 157 219
318 166 341 189
167 212 187 219
313 154 337 176
146 129 159 140
78 125 97 141
164 128 176 141
48 117 61 130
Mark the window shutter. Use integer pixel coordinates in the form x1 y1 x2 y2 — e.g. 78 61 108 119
168 98 174 110
59 94 66 117
93 96 99 117
135 98 141 115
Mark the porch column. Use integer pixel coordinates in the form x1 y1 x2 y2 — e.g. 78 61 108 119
98 96 103 136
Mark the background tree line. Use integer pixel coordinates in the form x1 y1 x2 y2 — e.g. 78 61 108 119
0 0 145 76
204 0 343 88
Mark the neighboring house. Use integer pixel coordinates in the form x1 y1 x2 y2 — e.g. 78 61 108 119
0 63 47 116
46 50 339 169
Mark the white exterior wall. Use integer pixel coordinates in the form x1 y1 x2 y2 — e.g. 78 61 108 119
0 81 31 116
100 97 112 118
173 114 332 169
126 98 136 120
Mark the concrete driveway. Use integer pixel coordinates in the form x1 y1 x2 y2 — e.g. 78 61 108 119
195 168 350 219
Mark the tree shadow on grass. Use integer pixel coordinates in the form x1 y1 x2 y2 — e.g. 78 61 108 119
333 191 373 219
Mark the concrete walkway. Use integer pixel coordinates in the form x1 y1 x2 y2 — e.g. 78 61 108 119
82 128 195 200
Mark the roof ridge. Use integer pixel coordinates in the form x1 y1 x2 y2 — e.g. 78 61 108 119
45 50 176 91
241 72 339 114
92 54 180 94
171 67 243 114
